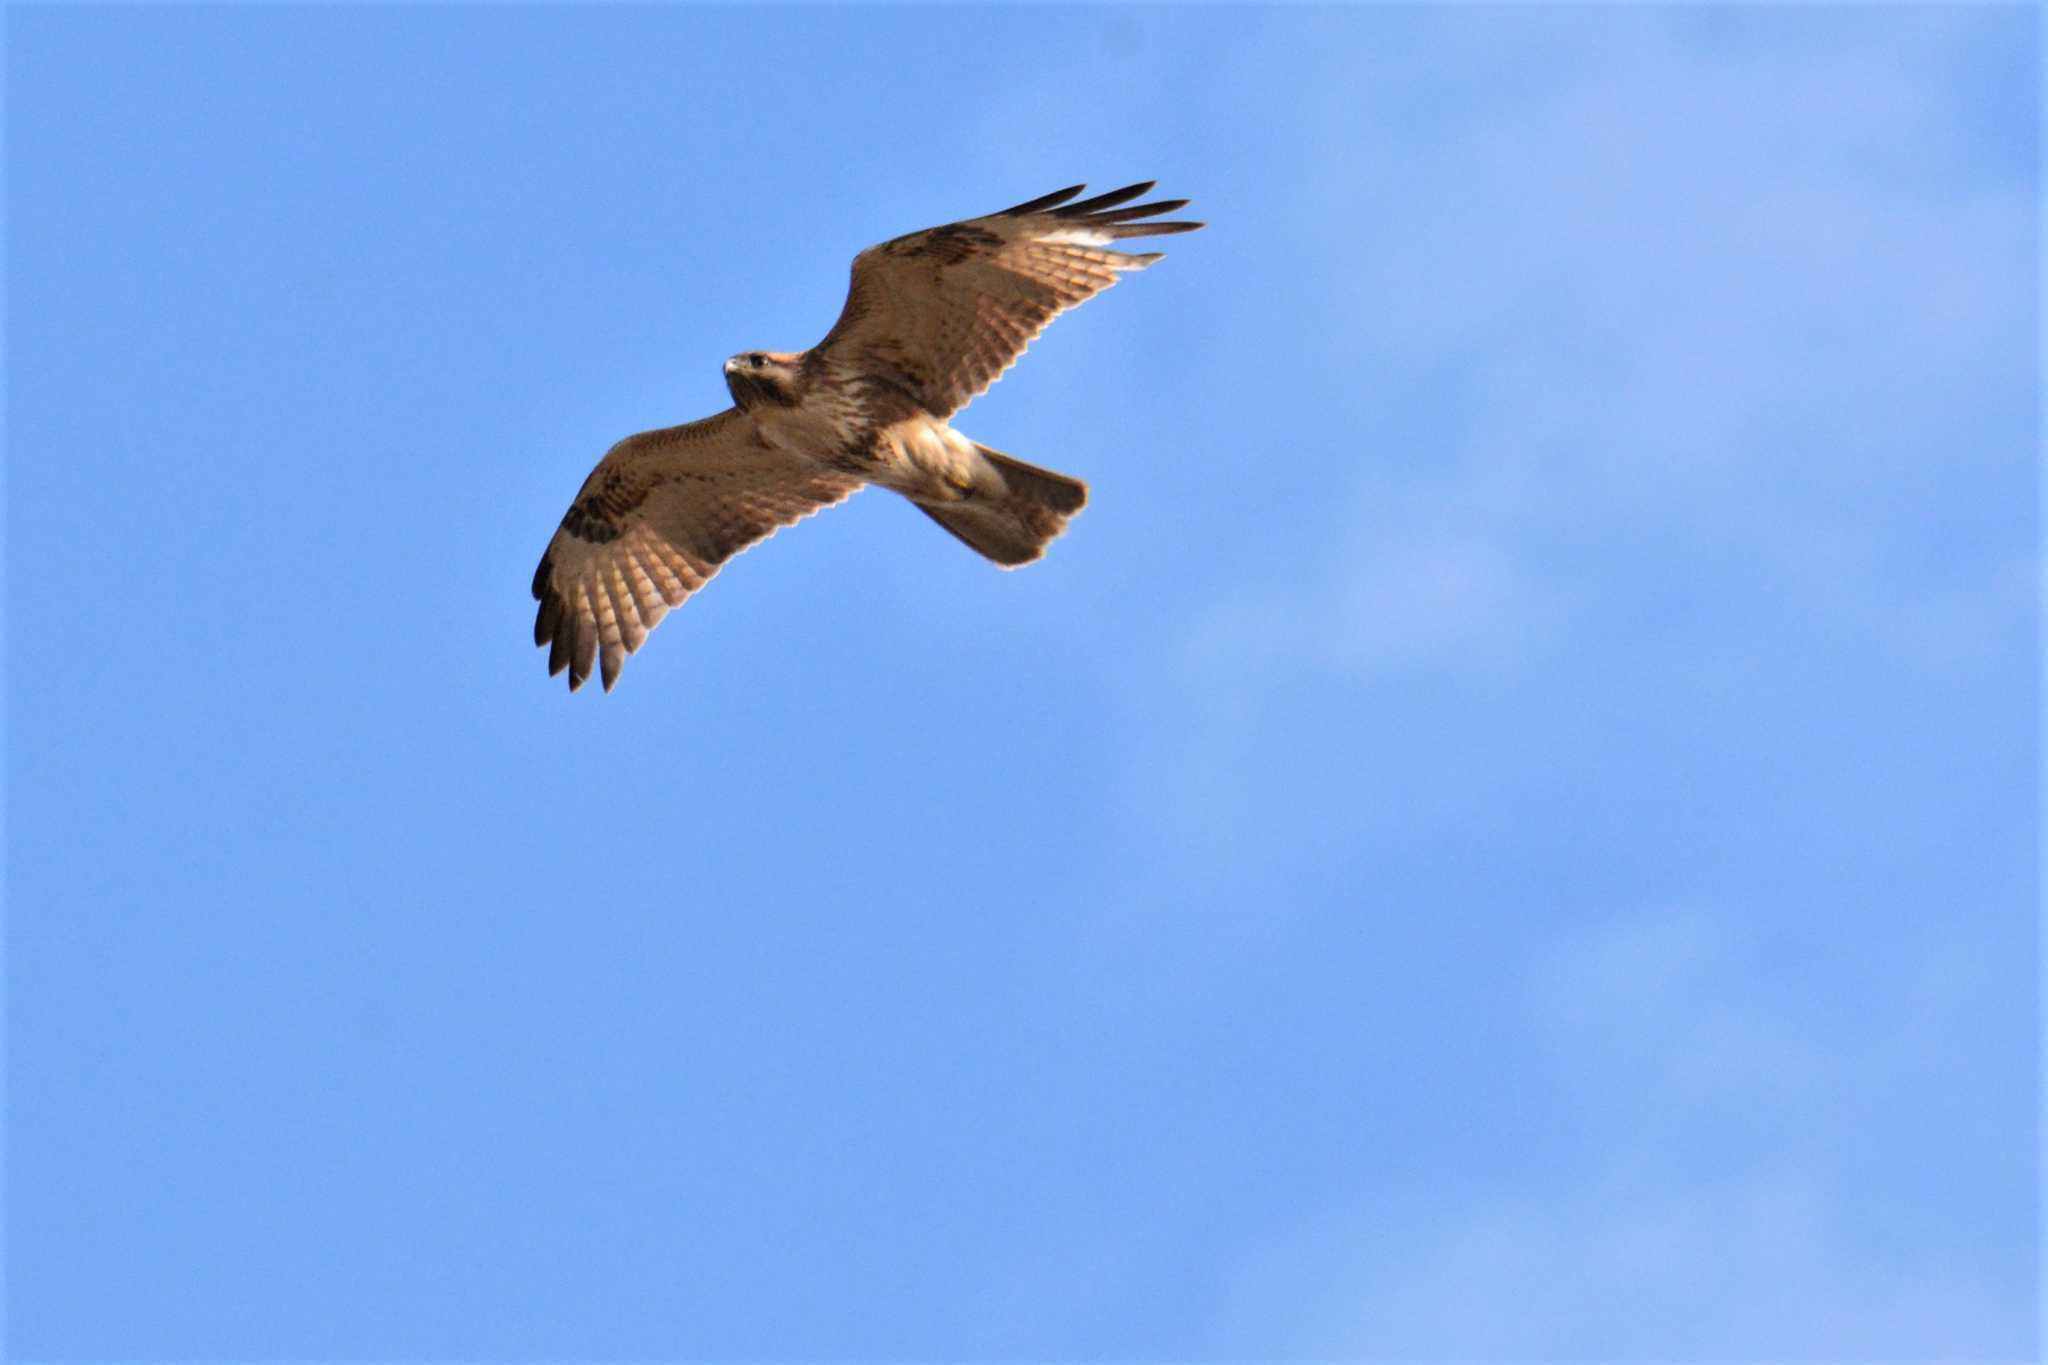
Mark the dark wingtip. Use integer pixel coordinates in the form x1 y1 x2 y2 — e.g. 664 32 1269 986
1091 198 1191 224
533 590 562 648
999 183 1086 217
1058 181 1157 216
1113 219 1204 238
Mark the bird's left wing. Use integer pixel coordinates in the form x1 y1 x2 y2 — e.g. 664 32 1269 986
809 181 1202 422
531 409 863 692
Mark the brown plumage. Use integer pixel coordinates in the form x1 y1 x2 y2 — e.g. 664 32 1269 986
531 182 1202 692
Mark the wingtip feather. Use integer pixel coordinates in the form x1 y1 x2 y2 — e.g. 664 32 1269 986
1000 183 1087 216
1091 198 1191 224
1111 219 1204 238
1058 181 1157 216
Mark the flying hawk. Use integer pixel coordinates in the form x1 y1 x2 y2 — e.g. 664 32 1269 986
531 181 1203 692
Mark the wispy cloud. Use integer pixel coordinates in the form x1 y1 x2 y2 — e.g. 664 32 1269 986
1114 7 2033 873
1106 10 2035 1356
1219 905 2037 1358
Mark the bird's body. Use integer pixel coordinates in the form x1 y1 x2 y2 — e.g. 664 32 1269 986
531 182 1202 691
729 351 980 502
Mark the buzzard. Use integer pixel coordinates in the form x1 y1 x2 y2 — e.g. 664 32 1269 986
531 181 1203 692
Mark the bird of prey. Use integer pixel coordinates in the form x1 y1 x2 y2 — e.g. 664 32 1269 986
530 181 1202 692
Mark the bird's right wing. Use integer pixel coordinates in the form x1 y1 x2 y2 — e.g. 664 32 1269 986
531 409 863 692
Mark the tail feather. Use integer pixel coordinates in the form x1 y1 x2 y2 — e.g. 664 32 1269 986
915 445 1088 567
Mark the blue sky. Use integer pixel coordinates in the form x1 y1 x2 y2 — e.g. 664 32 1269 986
5 4 2037 1360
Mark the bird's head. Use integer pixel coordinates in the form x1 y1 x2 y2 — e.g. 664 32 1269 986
723 351 802 410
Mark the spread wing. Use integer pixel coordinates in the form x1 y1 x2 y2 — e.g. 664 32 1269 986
531 409 863 692
810 181 1203 422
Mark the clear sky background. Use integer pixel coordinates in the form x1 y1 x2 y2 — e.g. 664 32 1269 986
5 5 2038 1360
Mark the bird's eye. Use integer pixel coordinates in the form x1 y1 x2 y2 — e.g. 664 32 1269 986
749 353 764 368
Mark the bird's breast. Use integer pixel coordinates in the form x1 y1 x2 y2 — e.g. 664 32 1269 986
748 390 864 466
